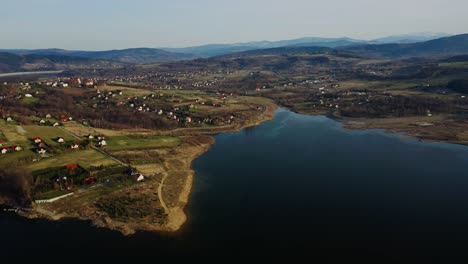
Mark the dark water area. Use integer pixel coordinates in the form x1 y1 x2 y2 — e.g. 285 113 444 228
2 108 468 260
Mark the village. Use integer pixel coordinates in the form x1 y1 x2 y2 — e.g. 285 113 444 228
0 76 275 234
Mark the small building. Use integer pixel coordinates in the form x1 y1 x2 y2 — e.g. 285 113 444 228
1 148 8 154
33 137 42 144
25 94 33 98
66 164 78 169
70 144 79 150
6 117 13 122
37 148 46 155
39 119 46 124
52 122 60 127
14 146 22 151
99 140 107 146
57 138 65 143
45 114 52 118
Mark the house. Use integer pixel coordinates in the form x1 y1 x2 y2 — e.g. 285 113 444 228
37 148 46 155
1 148 8 154
33 137 42 144
61 117 68 122
14 146 22 151
186 117 192 123
136 174 145 182
45 114 52 118
53 122 60 127
66 164 78 169
25 94 33 98
38 142 46 148
99 140 107 146
39 119 46 124
84 80 94 86
57 138 65 143
6 117 12 122
87 135 94 139
84 176 96 184
130 170 145 182
70 144 79 150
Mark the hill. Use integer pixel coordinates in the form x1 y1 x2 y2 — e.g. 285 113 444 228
0 48 195 64
0 52 125 73
371 32 451 44
162 37 363 57
217 46 336 57
343 34 468 58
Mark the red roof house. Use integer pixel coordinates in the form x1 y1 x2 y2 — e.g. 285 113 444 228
66 164 78 169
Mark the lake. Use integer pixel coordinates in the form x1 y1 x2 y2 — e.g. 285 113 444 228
2 108 468 259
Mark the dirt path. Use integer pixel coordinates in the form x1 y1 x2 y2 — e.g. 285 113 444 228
58 126 128 166
16 125 26 134
157 172 169 213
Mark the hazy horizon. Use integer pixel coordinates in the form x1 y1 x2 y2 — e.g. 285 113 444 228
1 0 467 50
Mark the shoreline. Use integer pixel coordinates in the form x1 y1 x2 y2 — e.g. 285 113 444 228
162 102 277 233
7 103 466 235
13 102 277 236
288 107 468 146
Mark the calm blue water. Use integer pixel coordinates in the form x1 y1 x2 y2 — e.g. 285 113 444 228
2 108 468 259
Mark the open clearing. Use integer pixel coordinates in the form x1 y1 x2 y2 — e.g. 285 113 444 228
105 136 181 151
28 149 118 171
23 126 77 145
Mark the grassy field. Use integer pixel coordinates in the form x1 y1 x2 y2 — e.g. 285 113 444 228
0 149 36 167
23 126 77 146
0 125 28 143
22 97 39 104
106 136 181 151
98 85 152 96
28 149 118 171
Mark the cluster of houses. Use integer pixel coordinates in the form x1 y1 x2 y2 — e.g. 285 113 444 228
38 114 73 127
86 134 106 147
44 78 96 88
0 139 23 155
33 137 47 155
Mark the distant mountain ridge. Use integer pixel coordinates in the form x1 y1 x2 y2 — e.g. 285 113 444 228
162 37 365 57
0 52 125 73
0 48 195 64
161 33 451 57
370 32 451 44
1 33 466 72
344 34 468 58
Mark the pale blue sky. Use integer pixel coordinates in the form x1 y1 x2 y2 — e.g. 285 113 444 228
1 0 467 50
